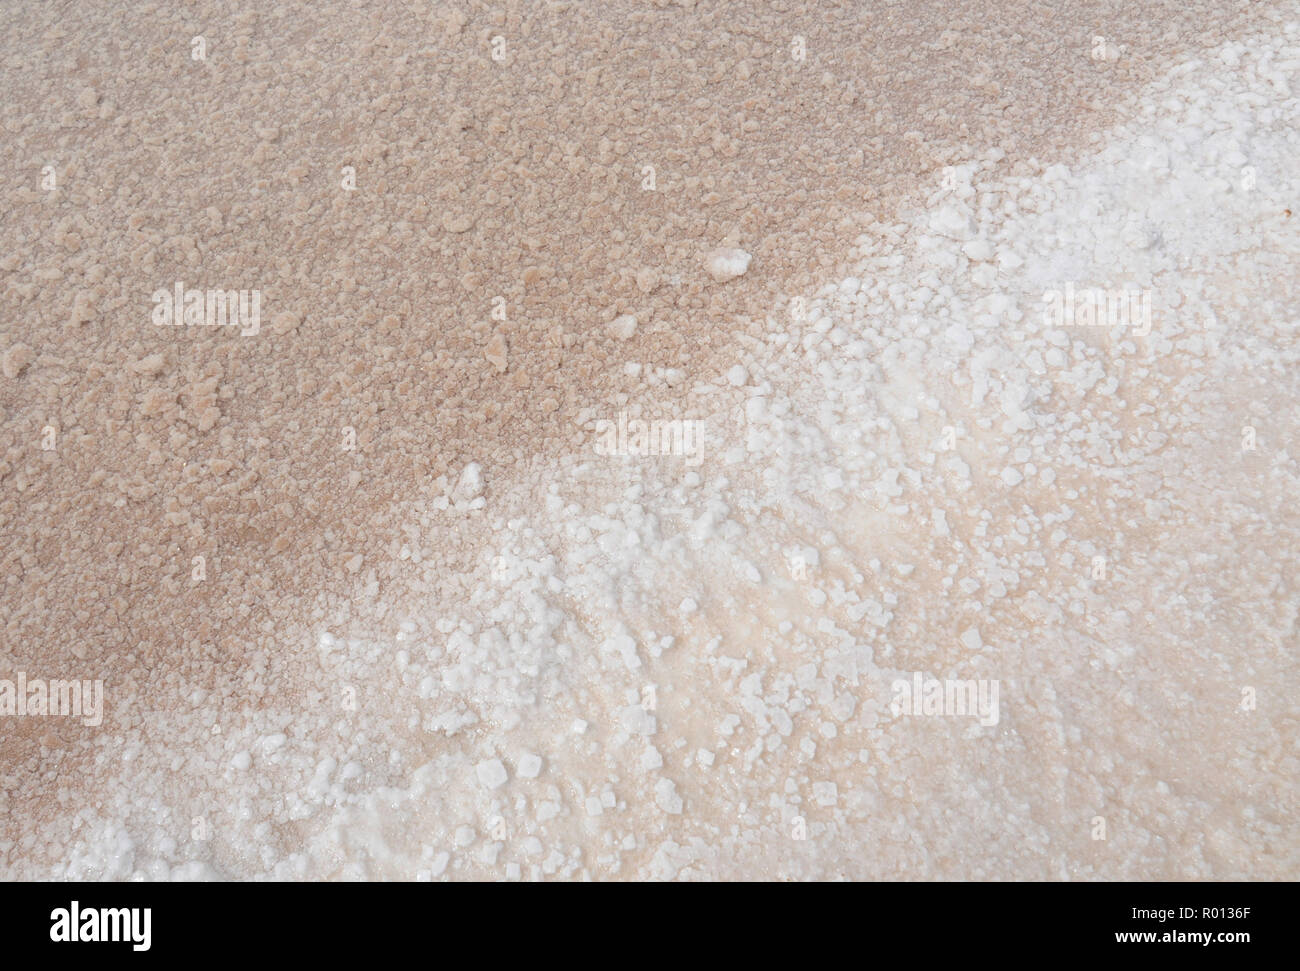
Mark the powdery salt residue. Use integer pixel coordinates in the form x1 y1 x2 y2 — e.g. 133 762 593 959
11 18 1300 880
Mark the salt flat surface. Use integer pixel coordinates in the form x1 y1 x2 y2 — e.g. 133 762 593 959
2 11 1297 879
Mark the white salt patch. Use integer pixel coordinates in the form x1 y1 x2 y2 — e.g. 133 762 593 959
704 247 752 282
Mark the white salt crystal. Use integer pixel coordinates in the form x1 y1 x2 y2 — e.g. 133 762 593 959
476 758 508 790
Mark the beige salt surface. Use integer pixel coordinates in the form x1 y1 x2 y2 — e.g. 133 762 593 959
1 1 1296 878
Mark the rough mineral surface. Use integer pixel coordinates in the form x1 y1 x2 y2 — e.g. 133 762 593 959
0 1 1295 881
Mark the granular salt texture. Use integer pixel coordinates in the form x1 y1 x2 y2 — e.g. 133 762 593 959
0 2 1276 740
1 3 1297 880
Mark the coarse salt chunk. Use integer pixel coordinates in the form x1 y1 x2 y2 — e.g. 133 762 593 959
608 314 638 340
704 247 752 282
271 311 301 335
130 352 166 375
2 343 34 378
813 781 838 806
476 758 508 790
455 462 484 501
654 778 683 814
517 753 543 778
929 205 975 240
484 333 508 372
